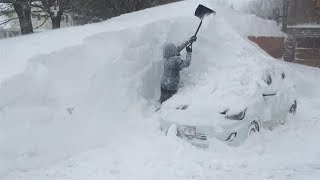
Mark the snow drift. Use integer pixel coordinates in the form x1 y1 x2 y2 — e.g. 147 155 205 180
1 0 320 179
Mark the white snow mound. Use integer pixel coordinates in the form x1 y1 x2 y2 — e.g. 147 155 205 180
0 0 320 180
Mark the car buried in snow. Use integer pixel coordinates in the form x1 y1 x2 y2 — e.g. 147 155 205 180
158 67 297 147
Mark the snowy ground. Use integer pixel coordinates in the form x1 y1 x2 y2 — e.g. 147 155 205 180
1 0 320 180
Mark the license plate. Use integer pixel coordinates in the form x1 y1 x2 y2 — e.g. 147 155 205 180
178 125 197 137
176 125 208 148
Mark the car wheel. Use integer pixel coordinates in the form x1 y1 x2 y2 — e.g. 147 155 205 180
248 121 260 136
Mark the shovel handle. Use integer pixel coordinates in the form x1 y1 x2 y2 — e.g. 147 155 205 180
189 20 202 48
194 20 203 37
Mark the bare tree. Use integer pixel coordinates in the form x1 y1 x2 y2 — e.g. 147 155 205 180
14 0 33 33
68 0 111 24
0 0 34 34
0 4 17 26
1 0 182 34
105 0 180 16
40 0 70 29
70 0 181 25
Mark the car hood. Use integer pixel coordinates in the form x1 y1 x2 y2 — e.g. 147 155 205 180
158 79 263 127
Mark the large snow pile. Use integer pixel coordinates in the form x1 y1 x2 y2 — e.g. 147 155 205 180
0 0 320 179
215 0 252 11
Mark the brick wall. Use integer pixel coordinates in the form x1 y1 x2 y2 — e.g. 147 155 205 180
248 36 285 59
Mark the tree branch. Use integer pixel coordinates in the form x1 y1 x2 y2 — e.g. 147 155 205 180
30 3 45 10
0 0 37 4
33 15 48 29
0 9 15 16
0 16 18 25
0 0 16 3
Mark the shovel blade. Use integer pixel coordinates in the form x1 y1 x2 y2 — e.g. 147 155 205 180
195 4 216 19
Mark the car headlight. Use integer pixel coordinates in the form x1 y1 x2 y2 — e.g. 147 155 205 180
225 132 237 141
225 108 247 120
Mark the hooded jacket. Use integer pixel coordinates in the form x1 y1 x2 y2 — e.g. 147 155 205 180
161 40 192 91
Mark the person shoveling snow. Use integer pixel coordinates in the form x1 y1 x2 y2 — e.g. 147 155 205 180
160 36 197 104
159 4 215 104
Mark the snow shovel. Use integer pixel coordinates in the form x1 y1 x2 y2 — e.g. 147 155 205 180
188 4 216 48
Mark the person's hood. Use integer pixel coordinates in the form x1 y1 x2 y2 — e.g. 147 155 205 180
163 43 178 58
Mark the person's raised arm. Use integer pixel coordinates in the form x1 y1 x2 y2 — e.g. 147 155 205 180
176 36 197 53
177 47 192 69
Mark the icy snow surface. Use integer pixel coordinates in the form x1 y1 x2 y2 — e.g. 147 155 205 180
0 0 319 179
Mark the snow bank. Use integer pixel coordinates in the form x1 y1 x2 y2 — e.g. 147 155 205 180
214 0 252 11
213 0 284 37
0 0 283 83
0 0 319 179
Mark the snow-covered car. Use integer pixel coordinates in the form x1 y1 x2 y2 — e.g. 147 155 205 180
158 67 297 147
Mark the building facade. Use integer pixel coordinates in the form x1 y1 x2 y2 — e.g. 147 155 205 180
283 0 320 67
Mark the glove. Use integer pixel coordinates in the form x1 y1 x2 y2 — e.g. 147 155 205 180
189 36 197 44
186 45 192 53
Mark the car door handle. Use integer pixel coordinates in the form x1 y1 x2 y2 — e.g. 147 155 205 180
263 93 277 97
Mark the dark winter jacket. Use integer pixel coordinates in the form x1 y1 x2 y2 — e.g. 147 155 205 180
161 40 192 91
